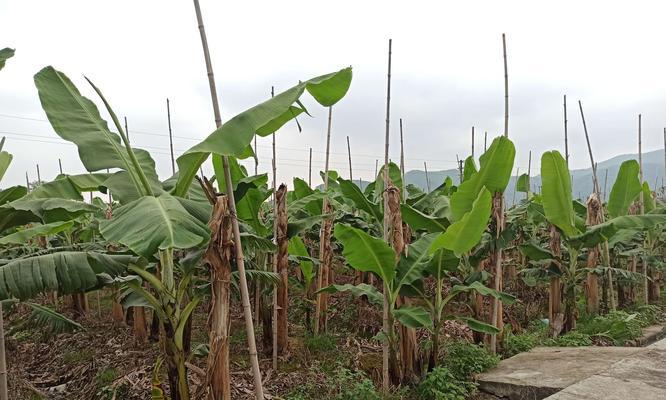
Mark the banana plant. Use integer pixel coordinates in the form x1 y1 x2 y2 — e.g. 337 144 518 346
521 151 666 333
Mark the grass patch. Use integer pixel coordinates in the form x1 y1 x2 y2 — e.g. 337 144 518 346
63 349 93 364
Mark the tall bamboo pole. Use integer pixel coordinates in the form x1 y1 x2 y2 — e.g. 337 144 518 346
347 136 353 180
490 33 509 354
375 159 379 178
314 106 333 334
471 126 475 158
579 100 614 311
512 167 520 205
564 95 569 166
400 119 405 199
270 86 279 371
25 172 29 192
36 164 41 185
638 115 648 304
308 147 312 187
381 38 393 392
603 169 608 202
484 131 488 152
424 161 431 192
58 158 63 175
167 98 176 175
191 1 264 397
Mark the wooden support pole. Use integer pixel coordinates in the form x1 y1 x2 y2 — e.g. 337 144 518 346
381 38 393 392
400 118 406 199
191 1 264 397
58 159 63 175
167 98 175 175
424 161 431 192
347 136 353 181
564 95 569 166
308 147 312 187
36 164 41 185
471 126 475 158
484 131 488 152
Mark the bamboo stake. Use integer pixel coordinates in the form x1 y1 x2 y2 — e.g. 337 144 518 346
579 100 615 311
270 85 279 371
638 115 648 305
484 131 488 152
254 136 258 176
375 159 379 179
191 1 264 397
564 95 569 166
603 169 608 202
424 161 431 192
490 33 509 354
471 126 475 158
25 172 29 192
58 159 63 175
400 118 405 199
381 38 392 393
314 106 334 334
308 147 312 187
512 167 520 205
36 164 41 185
167 99 176 175
347 136 353 180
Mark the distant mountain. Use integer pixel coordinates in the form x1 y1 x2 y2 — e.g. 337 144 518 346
403 149 666 205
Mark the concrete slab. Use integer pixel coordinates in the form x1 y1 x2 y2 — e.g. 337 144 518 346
478 347 642 400
546 339 666 400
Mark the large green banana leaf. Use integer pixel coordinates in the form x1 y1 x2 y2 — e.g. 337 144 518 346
642 182 655 212
451 137 515 221
0 252 138 300
174 68 352 197
338 178 381 223
34 67 161 200
0 221 74 245
288 236 314 286
516 173 530 193
0 186 26 205
395 233 437 291
100 193 210 259
607 160 641 218
431 188 492 256
0 137 12 182
540 150 577 237
463 156 478 182
333 224 396 284
0 48 14 71
568 214 666 249
400 203 449 233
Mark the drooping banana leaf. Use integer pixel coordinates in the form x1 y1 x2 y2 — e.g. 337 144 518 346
568 214 666 249
100 193 210 259
393 306 433 329
607 160 641 218
333 224 396 284
642 182 655 213
450 136 515 221
0 221 74 245
0 186 27 205
34 67 162 200
0 252 139 301
0 137 12 182
540 150 577 237
400 203 449 233
317 283 382 306
173 68 352 197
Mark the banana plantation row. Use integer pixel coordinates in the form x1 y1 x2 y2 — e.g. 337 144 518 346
1 39 665 400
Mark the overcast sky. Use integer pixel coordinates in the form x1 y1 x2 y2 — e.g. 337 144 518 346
1 0 665 189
